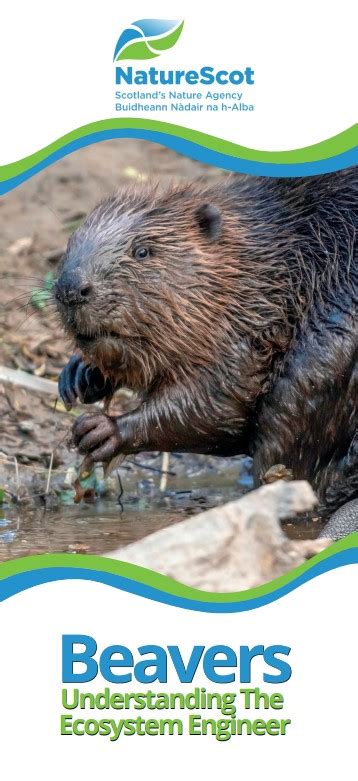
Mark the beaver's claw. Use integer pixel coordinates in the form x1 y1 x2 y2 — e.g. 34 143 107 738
59 355 112 410
72 413 122 462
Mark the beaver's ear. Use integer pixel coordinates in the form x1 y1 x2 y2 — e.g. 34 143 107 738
195 203 222 240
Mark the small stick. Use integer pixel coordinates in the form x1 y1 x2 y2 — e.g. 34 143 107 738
159 452 170 492
0 451 20 502
126 459 176 477
45 450 54 495
116 471 124 511
0 366 58 396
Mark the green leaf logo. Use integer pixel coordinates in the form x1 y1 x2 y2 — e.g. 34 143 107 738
113 19 184 61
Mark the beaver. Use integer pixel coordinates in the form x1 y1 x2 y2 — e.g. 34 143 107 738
55 168 358 533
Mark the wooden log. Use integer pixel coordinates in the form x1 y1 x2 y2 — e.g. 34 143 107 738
0 365 58 396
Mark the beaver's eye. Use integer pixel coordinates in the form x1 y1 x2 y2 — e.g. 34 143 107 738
134 246 149 260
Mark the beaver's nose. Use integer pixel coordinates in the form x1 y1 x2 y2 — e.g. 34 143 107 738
54 272 93 306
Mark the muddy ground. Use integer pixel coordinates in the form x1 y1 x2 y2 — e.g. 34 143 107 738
0 140 323 560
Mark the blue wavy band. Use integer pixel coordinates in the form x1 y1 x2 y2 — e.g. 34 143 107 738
0 549 357 612
1 129 357 196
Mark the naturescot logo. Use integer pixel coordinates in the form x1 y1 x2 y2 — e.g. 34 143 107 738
113 19 184 61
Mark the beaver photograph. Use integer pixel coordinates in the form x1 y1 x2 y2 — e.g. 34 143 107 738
0 140 356 573
55 168 357 539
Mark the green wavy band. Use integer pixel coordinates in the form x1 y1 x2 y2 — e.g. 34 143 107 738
0 533 357 603
0 120 357 181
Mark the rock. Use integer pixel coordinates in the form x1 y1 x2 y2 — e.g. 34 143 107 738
107 480 328 591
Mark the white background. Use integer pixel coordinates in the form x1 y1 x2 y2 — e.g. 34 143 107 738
0 0 356 162
0 566 356 779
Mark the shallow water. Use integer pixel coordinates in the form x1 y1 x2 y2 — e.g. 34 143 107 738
0 464 324 562
0 463 241 559
0 502 186 559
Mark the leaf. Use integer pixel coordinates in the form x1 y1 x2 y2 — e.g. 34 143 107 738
115 19 184 60
44 272 55 290
30 289 51 310
30 273 54 310
73 478 97 505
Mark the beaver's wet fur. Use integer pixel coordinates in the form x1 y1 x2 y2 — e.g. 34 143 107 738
56 168 357 519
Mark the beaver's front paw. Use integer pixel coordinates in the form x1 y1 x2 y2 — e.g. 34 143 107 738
59 355 112 410
72 413 123 462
